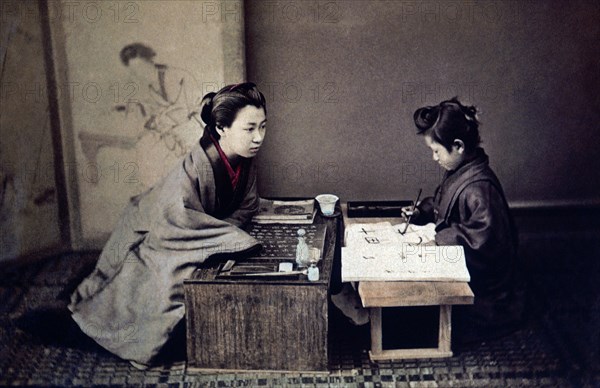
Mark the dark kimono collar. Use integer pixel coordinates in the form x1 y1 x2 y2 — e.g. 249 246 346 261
436 148 504 225
200 130 250 219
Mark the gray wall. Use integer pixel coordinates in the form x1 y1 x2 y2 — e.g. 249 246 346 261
246 0 600 206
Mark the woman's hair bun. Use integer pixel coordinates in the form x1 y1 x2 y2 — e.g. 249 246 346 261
413 106 439 132
200 92 216 127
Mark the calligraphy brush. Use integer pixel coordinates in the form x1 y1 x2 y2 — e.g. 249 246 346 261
401 188 422 235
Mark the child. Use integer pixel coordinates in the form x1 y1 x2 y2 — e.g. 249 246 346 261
404 97 524 345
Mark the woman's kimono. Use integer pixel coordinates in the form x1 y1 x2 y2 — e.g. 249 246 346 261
69 130 260 364
415 148 523 333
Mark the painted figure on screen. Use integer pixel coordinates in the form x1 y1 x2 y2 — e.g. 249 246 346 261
115 42 203 156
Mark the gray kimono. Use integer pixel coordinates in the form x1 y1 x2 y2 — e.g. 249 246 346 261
69 131 260 364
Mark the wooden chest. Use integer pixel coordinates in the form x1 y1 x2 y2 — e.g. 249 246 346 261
184 217 337 371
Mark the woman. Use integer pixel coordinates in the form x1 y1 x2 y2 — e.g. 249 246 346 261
69 83 267 367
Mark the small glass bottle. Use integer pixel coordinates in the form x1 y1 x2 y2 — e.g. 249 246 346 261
295 228 310 268
307 261 320 281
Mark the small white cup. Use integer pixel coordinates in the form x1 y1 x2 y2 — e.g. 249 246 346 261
315 194 339 216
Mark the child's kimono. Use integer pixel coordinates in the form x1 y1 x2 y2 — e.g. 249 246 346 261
415 148 523 334
69 130 260 365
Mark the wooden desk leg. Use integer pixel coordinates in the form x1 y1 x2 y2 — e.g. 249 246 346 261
370 307 383 355
369 305 454 361
438 305 452 354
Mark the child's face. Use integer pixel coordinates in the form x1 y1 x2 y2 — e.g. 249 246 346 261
424 135 465 171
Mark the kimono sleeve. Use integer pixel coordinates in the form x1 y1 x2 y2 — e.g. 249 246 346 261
435 181 509 270
143 162 258 254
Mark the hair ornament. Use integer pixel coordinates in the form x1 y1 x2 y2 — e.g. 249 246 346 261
464 105 478 122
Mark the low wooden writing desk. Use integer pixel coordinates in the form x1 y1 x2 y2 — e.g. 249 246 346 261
341 203 474 360
184 214 337 372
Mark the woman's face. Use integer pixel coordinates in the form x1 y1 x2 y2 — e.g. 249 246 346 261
424 135 464 171
218 105 267 160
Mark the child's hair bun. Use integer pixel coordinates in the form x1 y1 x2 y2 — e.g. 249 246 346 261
413 106 439 132
200 92 216 127
413 97 481 151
